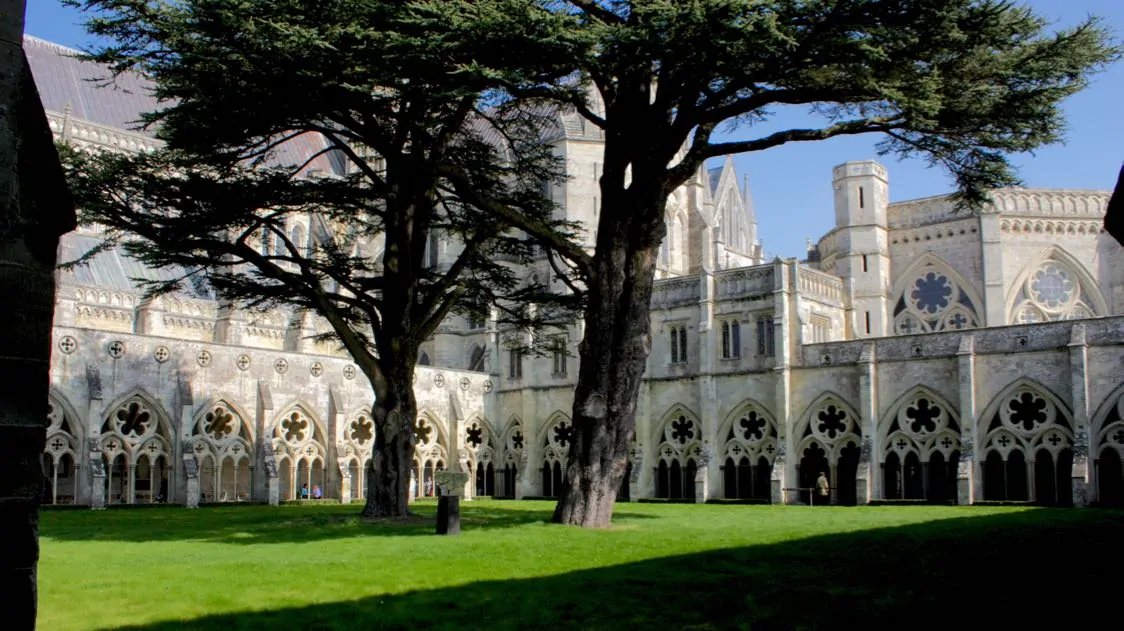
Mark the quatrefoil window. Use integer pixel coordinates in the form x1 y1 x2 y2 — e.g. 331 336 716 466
116 402 151 437
415 419 432 445
282 412 308 442
553 423 573 448
739 412 766 441
816 405 848 439
205 406 235 440
670 415 695 444
350 416 373 445
905 398 941 435
1008 392 1049 432
510 430 524 451
466 424 484 448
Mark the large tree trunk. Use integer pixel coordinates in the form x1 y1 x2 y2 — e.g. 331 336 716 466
553 179 665 528
0 1 76 627
361 365 418 518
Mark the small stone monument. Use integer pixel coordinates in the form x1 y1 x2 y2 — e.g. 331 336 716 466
434 470 468 535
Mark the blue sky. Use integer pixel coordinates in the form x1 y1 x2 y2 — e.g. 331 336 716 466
25 0 1124 259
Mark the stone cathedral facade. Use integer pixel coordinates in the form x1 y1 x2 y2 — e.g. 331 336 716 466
28 35 1124 510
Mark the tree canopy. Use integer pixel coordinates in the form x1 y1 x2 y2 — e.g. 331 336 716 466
529 0 1120 527
63 0 587 517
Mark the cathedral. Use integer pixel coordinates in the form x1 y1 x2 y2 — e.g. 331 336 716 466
28 34 1124 511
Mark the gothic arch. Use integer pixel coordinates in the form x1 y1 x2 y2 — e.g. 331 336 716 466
652 404 702 500
496 415 525 497
538 411 572 498
717 399 778 501
890 252 983 335
463 414 499 497
1090 384 1124 506
795 393 863 505
100 388 174 445
191 398 254 503
877 387 962 460
878 387 962 502
270 402 329 501
43 390 84 505
99 389 174 504
194 397 256 442
1004 246 1107 324
410 409 449 498
978 379 1074 505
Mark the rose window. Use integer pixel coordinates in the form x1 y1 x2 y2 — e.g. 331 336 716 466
893 259 979 336
910 273 953 314
1011 258 1101 323
1030 264 1074 309
415 419 433 445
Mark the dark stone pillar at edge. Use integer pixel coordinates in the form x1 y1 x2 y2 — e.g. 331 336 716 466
436 495 460 535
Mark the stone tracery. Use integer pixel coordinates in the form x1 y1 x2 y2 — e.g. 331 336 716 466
880 390 961 502
720 402 778 501
101 393 171 505
271 406 327 501
540 413 572 497
797 396 862 505
892 257 980 335
192 402 253 503
43 395 81 505
981 383 1073 505
411 413 447 498
654 406 702 500
1009 253 1103 324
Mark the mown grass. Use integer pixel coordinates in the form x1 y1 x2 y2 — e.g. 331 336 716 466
39 500 1123 630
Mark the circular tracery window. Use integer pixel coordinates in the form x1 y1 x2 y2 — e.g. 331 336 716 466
1029 264 1074 309
1012 259 1097 322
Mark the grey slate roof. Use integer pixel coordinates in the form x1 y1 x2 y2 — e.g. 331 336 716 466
25 35 161 137
58 232 214 300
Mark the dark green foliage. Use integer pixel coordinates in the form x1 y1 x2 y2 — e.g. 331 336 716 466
60 0 589 516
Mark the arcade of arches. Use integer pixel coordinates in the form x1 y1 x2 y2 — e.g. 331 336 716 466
40 383 1124 507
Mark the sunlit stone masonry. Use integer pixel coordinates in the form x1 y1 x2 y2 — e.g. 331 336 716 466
29 35 1124 510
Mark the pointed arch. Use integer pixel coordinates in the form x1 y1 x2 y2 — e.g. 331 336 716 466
100 388 174 442
653 403 702 447
536 410 573 447
978 378 1074 505
977 378 1073 435
415 407 449 450
44 389 84 505
271 400 328 443
717 399 778 502
795 392 862 442
193 396 256 443
1091 381 1124 442
890 252 982 335
1004 246 1107 323
877 386 962 457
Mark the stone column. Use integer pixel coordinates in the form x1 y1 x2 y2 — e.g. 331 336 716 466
337 458 351 504
87 438 105 509
515 451 528 500
694 446 711 503
1068 324 1090 506
181 444 200 508
956 334 978 505
857 342 877 504
979 213 1006 326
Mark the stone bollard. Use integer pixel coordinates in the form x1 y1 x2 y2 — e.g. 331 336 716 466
436 495 461 535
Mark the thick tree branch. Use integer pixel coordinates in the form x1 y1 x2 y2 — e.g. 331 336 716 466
703 117 903 159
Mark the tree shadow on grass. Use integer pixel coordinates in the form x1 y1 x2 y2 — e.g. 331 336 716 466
40 500 656 544
96 508 1123 630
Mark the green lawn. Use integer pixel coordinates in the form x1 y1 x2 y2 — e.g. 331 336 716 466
39 500 1123 630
